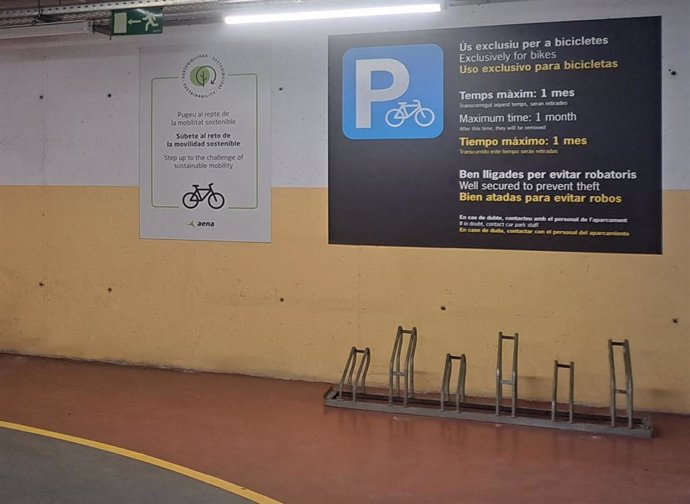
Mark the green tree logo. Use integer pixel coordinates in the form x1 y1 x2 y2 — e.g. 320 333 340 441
190 65 216 87
182 55 225 98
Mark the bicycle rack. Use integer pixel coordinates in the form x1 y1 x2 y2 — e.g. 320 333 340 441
388 326 417 407
609 339 634 428
337 346 371 402
496 332 519 417
551 360 575 423
440 353 466 412
324 328 652 438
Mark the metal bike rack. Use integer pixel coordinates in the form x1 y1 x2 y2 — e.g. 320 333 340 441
440 353 466 412
496 332 519 417
609 339 634 428
388 326 417 407
551 360 575 423
324 329 652 439
337 346 371 402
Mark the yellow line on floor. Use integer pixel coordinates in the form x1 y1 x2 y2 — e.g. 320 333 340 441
0 420 282 504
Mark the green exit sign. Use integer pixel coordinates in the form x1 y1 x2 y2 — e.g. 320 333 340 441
111 8 163 36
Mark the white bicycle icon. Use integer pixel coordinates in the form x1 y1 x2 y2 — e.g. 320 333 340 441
385 99 436 128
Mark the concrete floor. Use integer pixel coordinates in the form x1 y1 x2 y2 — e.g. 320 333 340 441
0 353 689 503
0 427 254 504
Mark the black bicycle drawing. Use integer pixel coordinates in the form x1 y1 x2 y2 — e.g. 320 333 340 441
182 183 225 210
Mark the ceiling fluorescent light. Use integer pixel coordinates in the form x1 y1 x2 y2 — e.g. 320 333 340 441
0 21 93 40
225 3 442 25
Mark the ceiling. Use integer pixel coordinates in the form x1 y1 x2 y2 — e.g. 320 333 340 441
0 1 247 28
0 0 519 29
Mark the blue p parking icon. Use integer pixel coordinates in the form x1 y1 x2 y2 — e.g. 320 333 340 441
342 44 444 140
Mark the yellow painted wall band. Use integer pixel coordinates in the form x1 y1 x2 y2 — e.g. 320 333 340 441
0 420 281 504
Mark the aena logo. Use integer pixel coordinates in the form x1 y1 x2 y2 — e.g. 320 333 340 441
342 44 444 140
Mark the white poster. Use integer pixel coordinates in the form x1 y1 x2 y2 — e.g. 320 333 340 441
140 43 271 242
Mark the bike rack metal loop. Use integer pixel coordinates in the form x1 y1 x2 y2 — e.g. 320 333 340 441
609 339 634 428
496 332 519 417
551 360 575 423
388 326 417 407
337 346 371 402
440 353 467 412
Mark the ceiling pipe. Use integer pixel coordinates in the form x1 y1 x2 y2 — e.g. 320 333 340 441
0 20 94 39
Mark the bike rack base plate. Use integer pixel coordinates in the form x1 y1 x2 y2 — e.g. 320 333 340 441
324 388 653 439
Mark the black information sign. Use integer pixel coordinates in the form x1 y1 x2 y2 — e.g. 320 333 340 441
329 17 661 253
